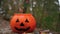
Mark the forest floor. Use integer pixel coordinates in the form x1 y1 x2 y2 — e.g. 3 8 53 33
0 16 59 34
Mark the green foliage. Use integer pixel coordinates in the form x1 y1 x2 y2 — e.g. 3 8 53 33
34 0 59 32
24 2 30 8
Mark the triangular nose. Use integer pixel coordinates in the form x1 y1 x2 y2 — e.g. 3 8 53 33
20 23 24 26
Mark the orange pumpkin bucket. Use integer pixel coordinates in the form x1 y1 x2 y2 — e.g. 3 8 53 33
10 14 36 33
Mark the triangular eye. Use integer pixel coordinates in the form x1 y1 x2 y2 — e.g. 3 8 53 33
16 19 19 22
25 19 29 22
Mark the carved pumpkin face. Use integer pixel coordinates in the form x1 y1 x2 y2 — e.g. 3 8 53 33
10 14 36 33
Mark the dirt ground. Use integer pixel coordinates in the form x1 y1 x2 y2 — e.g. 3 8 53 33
0 17 12 34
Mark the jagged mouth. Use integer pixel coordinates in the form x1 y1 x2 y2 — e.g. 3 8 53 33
15 27 30 31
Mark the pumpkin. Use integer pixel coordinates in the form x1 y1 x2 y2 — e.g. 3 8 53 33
10 14 36 33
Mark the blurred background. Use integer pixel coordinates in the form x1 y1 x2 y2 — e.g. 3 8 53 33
0 0 60 34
